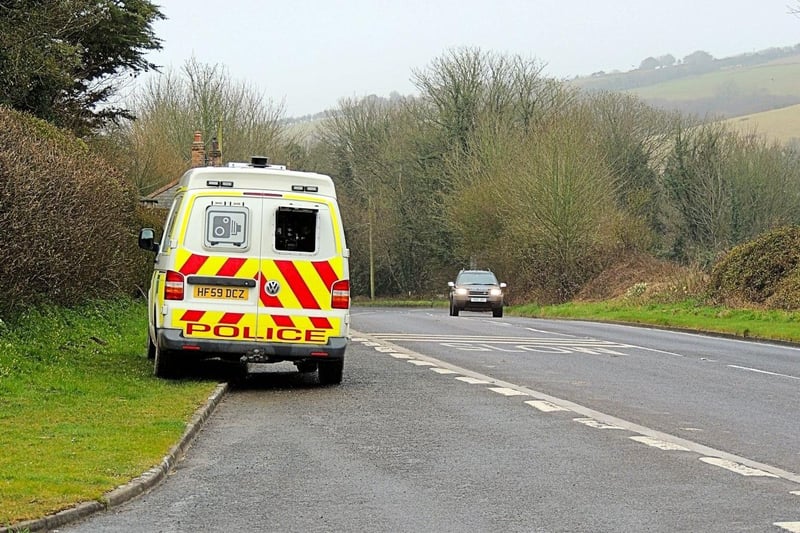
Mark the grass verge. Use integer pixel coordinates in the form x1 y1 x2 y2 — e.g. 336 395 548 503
0 299 218 526
512 299 800 344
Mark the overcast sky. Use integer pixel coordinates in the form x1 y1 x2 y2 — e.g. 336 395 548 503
142 1 800 117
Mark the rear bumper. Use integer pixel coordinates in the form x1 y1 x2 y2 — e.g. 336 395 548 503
157 328 347 363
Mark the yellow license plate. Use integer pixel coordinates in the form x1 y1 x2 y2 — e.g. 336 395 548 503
193 285 249 300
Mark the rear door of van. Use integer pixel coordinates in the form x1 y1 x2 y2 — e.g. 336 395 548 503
255 194 347 346
171 192 262 343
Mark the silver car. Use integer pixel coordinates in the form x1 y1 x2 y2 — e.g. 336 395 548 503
448 269 507 317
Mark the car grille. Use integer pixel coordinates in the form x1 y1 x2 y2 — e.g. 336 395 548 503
468 289 490 297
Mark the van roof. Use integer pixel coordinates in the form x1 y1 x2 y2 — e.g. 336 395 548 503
178 165 337 198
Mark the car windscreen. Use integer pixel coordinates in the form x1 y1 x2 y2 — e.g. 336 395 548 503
457 272 498 285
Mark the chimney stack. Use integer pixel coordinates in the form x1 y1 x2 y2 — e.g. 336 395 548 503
190 131 205 167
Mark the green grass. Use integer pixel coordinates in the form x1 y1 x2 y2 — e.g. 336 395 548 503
628 59 800 102
511 300 800 343
352 297 447 308
0 299 218 526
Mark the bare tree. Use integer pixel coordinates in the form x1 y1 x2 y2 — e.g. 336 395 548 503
106 58 287 195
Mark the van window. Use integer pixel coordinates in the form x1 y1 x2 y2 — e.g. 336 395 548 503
275 207 317 252
204 206 249 249
160 193 184 253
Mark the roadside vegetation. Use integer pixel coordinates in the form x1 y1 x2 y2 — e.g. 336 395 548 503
0 299 217 525
514 301 800 344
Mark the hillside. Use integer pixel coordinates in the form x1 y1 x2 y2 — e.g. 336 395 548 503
723 102 800 145
571 46 800 143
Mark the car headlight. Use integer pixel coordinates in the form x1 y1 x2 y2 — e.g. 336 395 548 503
490 288 502 296
455 288 468 296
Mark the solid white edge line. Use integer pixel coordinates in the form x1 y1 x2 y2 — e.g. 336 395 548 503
351 328 800 485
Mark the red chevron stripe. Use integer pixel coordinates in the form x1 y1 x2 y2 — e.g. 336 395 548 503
219 313 244 324
180 310 205 322
275 260 320 309
310 316 332 329
179 254 208 275
312 261 339 292
272 315 295 327
216 257 246 277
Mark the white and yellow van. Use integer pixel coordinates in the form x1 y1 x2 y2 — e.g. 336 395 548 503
138 157 350 384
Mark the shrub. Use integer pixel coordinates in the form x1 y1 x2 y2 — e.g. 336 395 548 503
0 106 143 317
709 225 800 307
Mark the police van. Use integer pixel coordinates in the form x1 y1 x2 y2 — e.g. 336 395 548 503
138 157 350 384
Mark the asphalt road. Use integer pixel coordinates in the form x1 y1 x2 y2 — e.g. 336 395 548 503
61 307 800 532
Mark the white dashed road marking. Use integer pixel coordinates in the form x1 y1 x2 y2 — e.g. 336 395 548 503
727 364 800 381
574 417 625 430
489 387 529 397
351 329 800 488
699 457 779 477
774 522 800 532
455 377 492 385
630 436 690 451
525 400 571 413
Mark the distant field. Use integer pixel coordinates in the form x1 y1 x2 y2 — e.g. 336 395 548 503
721 103 800 144
628 57 800 101
287 54 800 145
577 53 800 144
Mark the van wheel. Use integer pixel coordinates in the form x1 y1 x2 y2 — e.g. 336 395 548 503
493 307 503 318
147 336 156 360
295 361 317 373
318 360 343 385
154 346 182 379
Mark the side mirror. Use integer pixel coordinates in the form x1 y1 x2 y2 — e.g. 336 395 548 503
447 282 455 288
500 282 507 288
138 228 159 252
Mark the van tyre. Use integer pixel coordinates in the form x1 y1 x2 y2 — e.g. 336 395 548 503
295 360 318 373
147 336 156 360
493 307 503 318
318 360 343 385
154 346 182 379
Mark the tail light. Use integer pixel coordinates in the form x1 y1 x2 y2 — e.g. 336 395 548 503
331 280 350 309
164 270 185 301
